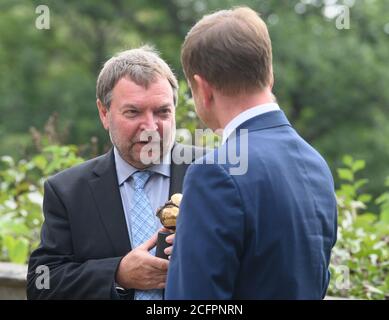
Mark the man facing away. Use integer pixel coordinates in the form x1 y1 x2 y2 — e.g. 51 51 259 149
166 7 338 299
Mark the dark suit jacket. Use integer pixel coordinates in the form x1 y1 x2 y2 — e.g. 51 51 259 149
27 143 203 299
166 111 338 299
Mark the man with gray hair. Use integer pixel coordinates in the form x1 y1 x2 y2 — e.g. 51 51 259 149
27 46 200 299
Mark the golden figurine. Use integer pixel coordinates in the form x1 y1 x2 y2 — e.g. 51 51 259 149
156 193 182 230
155 193 182 259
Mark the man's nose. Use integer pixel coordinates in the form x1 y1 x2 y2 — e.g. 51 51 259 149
140 112 158 131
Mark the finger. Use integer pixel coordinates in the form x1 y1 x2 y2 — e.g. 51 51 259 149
164 246 173 256
143 274 167 290
139 233 158 251
156 282 166 289
165 234 175 244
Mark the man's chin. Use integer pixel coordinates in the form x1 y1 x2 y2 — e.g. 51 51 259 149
130 150 163 168
121 142 172 168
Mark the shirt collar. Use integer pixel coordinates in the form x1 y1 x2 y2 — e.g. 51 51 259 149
222 103 280 144
114 147 171 186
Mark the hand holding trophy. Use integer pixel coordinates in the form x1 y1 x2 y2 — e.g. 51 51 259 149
155 193 182 260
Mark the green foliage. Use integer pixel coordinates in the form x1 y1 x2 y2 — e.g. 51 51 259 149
375 177 389 226
175 81 221 149
175 81 200 136
0 145 84 264
0 0 389 298
1 1 389 196
328 156 389 299
1 145 388 299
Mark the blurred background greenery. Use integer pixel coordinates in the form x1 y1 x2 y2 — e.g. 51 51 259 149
0 0 388 298
1 0 388 196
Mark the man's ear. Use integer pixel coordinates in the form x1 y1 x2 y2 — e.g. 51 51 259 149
96 99 109 131
193 74 213 108
269 68 274 90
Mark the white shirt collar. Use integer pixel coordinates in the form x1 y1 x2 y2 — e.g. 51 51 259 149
222 103 280 144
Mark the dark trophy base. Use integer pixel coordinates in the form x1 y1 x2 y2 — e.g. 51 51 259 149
156 231 173 260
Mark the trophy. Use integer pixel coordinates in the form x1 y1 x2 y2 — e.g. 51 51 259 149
155 193 182 259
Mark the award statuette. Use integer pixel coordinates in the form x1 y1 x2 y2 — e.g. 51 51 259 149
155 193 182 260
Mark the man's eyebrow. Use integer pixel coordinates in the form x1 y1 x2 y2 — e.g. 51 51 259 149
120 104 139 110
119 103 173 110
156 104 173 109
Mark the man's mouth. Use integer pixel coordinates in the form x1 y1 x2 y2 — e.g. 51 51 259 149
133 140 160 146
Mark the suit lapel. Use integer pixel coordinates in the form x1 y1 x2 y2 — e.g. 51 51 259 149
87 145 201 256
88 150 131 256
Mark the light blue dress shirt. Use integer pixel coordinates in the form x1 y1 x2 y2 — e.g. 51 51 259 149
113 147 171 248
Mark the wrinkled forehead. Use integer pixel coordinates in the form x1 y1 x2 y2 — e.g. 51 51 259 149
112 77 175 108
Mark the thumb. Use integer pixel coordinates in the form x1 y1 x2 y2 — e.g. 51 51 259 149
139 232 158 251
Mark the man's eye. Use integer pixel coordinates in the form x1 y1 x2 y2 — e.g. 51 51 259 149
124 110 138 116
159 109 170 114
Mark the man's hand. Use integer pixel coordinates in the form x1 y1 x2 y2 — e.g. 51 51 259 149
115 233 169 290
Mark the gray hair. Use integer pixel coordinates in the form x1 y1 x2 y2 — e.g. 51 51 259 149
96 45 178 108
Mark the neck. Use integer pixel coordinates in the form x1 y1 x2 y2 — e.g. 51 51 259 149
212 87 275 130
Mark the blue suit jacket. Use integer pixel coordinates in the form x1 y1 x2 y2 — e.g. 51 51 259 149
165 110 337 299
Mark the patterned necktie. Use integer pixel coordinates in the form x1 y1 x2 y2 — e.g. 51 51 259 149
131 170 163 300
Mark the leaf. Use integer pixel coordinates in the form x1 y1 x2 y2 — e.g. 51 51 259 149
364 284 384 295
4 236 29 264
33 155 48 171
379 209 389 224
355 213 377 225
337 184 356 199
337 168 354 182
352 160 366 172
2 234 15 251
342 155 354 168
354 178 368 190
358 194 372 204
375 193 389 205
0 213 31 236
